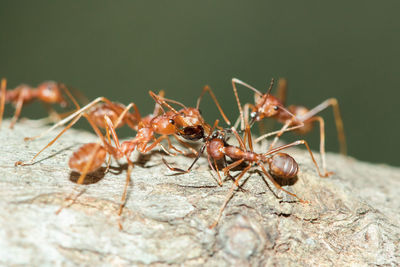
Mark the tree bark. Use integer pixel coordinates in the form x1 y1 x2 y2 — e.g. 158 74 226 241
1 120 399 266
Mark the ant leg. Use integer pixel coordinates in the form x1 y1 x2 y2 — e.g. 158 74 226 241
245 124 254 152
173 134 198 156
149 90 179 114
232 78 248 131
196 85 231 125
162 143 207 173
222 158 245 179
257 162 307 203
152 90 165 117
0 78 6 128
254 124 304 144
59 83 81 110
206 154 223 186
161 135 182 155
118 158 133 230
15 113 84 166
9 92 26 129
24 96 112 141
307 116 332 177
114 102 141 129
213 158 223 185
300 98 346 155
230 127 246 150
268 120 293 150
263 139 327 177
209 164 252 229
141 135 176 155
104 123 112 173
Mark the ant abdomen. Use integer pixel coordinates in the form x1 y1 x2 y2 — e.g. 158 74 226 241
267 152 298 179
69 143 107 173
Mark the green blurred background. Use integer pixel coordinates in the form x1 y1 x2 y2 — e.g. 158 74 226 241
0 1 399 166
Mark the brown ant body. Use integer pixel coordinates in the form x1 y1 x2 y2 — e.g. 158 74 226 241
232 78 346 176
165 120 324 228
15 88 227 229
0 78 80 129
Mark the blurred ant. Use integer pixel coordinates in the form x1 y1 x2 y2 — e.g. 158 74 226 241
232 78 346 176
0 78 80 129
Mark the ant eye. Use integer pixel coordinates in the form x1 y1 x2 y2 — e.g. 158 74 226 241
274 106 279 111
169 119 175 125
250 112 257 118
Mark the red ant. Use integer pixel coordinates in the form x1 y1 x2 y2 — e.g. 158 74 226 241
231 77 346 177
148 85 231 139
15 93 187 229
15 85 231 228
0 78 80 129
164 120 324 228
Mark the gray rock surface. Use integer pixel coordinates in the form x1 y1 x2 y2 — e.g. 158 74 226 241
0 119 399 266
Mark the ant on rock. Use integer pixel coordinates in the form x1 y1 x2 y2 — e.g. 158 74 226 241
231 78 346 176
164 117 325 227
0 78 80 129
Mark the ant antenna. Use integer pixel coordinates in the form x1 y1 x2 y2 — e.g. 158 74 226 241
266 78 275 95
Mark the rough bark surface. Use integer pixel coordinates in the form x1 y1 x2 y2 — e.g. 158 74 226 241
0 120 399 266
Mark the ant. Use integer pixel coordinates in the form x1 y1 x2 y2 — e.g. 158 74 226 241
0 78 80 129
15 91 186 167
164 119 324 228
208 123 326 228
148 85 231 140
16 94 188 230
231 77 346 177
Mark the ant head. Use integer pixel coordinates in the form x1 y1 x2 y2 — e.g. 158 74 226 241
150 115 177 135
37 81 67 107
253 94 282 120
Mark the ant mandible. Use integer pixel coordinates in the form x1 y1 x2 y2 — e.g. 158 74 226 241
0 78 80 129
231 78 346 177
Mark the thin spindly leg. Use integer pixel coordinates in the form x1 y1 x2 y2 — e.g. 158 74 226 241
15 113 84 166
117 158 133 230
0 78 6 128
298 98 346 155
196 85 231 125
232 78 263 131
9 93 25 129
24 96 113 141
222 158 245 179
254 123 304 144
306 116 333 177
162 143 206 173
113 102 141 129
209 164 252 229
173 134 198 156
152 90 165 117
